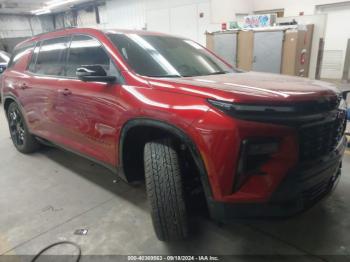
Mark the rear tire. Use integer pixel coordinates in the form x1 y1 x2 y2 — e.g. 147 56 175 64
144 138 189 241
7 102 40 154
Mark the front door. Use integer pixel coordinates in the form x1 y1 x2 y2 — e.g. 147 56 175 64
52 35 124 166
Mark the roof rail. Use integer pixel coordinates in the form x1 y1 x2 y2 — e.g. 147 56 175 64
32 26 78 38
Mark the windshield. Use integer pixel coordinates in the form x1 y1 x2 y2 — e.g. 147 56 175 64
107 33 233 77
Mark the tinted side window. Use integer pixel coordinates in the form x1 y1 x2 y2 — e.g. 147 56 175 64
8 43 35 68
34 37 69 76
108 34 166 77
66 35 112 77
28 42 41 72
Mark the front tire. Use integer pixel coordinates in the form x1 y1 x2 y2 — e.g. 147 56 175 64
144 138 189 241
7 102 40 153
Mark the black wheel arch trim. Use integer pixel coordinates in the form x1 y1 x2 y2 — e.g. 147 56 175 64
119 118 213 198
3 95 30 132
3 94 21 112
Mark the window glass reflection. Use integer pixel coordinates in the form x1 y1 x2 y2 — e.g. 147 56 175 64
66 35 111 77
108 33 233 77
34 37 69 76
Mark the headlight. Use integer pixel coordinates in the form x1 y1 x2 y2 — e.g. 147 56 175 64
207 98 342 124
207 99 295 114
207 98 300 124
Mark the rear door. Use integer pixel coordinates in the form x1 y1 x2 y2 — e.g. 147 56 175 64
2 42 35 127
51 34 123 166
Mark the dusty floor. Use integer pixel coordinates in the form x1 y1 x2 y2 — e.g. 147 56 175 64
0 103 350 261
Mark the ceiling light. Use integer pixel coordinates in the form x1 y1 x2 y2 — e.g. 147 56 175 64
31 8 51 15
30 0 80 15
46 0 64 4
46 0 80 9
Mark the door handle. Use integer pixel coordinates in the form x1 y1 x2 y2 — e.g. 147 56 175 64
58 88 72 96
20 83 28 90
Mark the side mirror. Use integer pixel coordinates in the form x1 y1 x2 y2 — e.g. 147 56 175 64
76 65 116 83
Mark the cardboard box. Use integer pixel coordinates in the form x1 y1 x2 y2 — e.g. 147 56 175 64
282 25 314 77
281 30 298 75
206 33 214 51
237 31 254 71
207 25 314 76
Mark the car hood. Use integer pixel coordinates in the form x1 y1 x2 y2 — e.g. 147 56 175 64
151 72 340 104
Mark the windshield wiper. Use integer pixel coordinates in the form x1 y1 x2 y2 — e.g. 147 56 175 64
147 71 228 78
207 71 227 75
147 74 181 78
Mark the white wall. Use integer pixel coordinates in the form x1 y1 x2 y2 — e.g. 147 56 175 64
0 14 52 52
104 0 255 45
252 0 350 16
0 14 43 39
317 2 350 79
105 0 221 45
211 0 253 22
105 0 146 30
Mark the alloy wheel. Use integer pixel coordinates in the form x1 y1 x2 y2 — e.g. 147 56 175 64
8 107 25 146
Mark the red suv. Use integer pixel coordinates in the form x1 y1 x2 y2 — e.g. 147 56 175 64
2 28 348 241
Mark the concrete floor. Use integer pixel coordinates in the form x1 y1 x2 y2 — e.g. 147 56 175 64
0 105 350 261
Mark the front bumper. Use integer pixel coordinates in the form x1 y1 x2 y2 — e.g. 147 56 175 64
207 137 346 221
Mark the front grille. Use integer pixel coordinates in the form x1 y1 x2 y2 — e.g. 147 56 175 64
299 111 347 161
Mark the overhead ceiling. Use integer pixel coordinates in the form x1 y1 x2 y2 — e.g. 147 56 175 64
0 0 42 14
0 0 93 15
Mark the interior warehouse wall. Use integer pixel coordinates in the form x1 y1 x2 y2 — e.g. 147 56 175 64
0 14 53 52
317 2 350 79
53 4 108 29
252 0 350 16
104 0 253 45
1 0 252 48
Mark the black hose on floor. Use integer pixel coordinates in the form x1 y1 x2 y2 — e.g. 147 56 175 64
31 241 81 262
